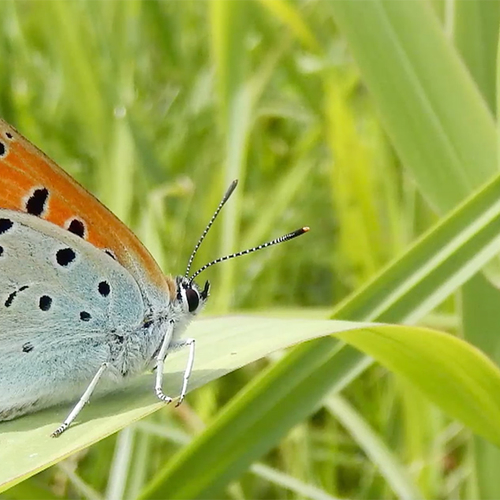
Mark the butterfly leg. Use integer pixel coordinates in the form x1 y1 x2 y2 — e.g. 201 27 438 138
51 362 109 438
155 320 175 403
172 338 195 407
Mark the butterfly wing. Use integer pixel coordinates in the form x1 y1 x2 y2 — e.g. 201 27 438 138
0 119 175 302
0 209 149 419
0 119 173 420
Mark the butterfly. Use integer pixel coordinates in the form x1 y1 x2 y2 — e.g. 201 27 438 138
0 118 308 437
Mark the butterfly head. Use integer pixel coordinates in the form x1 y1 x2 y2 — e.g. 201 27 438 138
175 276 210 315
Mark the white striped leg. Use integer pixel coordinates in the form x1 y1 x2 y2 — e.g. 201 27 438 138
155 320 175 403
51 362 109 438
172 338 195 406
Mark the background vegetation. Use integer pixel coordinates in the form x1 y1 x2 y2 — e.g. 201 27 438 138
1 0 500 499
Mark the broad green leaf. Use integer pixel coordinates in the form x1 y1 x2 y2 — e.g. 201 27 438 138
2 3 499 499
6 313 500 493
138 321 500 500
336 326 500 448
0 316 368 492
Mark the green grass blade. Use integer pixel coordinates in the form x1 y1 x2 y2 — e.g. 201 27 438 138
249 463 340 500
452 0 500 112
335 172 500 323
257 0 321 53
462 276 500 499
454 3 500 497
209 0 253 311
105 427 135 500
1 2 499 497
329 0 496 213
325 395 423 500
35 1 108 153
14 316 496 493
336 326 500 448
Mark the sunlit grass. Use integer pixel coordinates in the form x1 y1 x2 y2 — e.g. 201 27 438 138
1 1 496 499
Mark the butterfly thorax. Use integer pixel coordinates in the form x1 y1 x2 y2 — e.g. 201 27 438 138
111 276 208 379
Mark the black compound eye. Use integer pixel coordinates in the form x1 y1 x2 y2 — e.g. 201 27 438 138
185 288 200 313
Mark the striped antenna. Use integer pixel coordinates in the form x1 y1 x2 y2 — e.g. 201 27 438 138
189 227 310 283
184 179 239 278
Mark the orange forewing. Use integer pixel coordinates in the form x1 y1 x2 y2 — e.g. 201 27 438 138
0 119 171 295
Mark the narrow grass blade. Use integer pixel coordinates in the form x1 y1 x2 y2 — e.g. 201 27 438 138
329 0 496 213
455 3 500 498
209 0 253 311
325 395 423 500
452 0 499 112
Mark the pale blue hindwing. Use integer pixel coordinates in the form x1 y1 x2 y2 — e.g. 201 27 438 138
0 209 151 420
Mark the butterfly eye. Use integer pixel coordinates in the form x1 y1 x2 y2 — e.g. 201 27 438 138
185 288 200 313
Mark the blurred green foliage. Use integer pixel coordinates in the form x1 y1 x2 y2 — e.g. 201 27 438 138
1 1 498 499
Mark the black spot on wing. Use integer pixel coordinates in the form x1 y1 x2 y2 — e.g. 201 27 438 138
104 249 117 260
5 285 29 308
26 188 49 216
0 141 5 157
56 248 76 267
0 219 13 234
68 219 86 238
113 334 124 344
80 311 91 321
22 342 34 353
4 292 15 308
98 281 110 297
39 295 52 311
